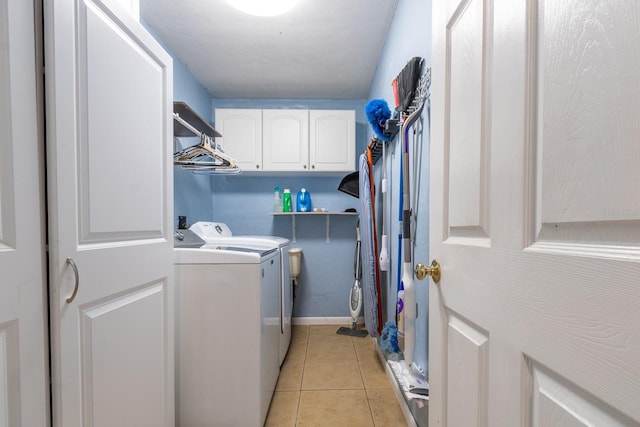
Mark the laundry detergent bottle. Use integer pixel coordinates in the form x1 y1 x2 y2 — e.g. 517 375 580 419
282 189 292 212
296 188 312 212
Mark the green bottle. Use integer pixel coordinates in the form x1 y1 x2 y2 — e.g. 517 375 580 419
282 189 292 212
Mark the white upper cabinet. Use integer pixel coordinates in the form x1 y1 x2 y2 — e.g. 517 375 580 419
215 109 263 171
215 108 355 173
309 110 355 172
263 110 309 171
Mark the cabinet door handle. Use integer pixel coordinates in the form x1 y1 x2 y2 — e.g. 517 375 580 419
66 257 80 303
303 165 307 169
256 164 260 169
312 164 315 169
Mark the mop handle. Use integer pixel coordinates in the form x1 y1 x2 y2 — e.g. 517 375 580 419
354 222 362 281
399 95 426 370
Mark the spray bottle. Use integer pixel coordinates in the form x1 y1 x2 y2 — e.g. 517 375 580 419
397 287 405 350
273 186 283 213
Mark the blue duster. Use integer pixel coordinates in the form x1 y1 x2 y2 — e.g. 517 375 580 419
380 321 402 357
365 99 392 141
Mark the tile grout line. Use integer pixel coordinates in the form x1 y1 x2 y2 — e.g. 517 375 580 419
276 325 400 426
354 337 380 426
294 325 310 426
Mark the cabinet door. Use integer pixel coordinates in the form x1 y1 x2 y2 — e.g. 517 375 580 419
44 0 174 425
216 109 263 171
309 110 355 172
263 109 309 171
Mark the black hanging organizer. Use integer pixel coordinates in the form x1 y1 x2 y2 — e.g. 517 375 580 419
338 57 428 198
383 57 426 141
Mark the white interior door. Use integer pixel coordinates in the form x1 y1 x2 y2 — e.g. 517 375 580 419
429 0 640 425
0 1 49 425
44 0 174 426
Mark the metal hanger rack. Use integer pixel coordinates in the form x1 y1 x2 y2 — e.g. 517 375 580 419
368 137 383 165
173 104 241 174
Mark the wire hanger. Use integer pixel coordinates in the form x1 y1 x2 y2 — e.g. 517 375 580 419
173 114 241 174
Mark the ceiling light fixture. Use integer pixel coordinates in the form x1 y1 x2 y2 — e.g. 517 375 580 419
226 0 298 17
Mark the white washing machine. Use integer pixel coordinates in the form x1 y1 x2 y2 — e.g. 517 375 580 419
189 221 293 366
174 242 280 427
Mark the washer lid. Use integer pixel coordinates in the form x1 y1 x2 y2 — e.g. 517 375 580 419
238 235 290 247
207 236 289 248
189 221 290 247
174 246 277 264
202 244 278 257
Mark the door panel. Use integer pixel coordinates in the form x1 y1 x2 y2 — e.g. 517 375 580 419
0 1 15 251
528 361 637 427
431 0 640 425
0 322 19 427
44 0 174 425
81 283 166 425
79 1 165 241
0 0 49 425
446 314 488 427
534 0 640 249
446 0 490 243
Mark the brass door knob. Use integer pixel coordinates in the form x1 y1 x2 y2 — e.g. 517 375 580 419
414 260 441 283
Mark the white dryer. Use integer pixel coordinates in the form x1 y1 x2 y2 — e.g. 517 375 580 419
174 243 280 427
189 221 293 366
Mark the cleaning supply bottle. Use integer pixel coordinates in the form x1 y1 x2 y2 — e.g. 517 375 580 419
273 186 283 213
282 189 292 212
397 288 405 350
296 188 312 212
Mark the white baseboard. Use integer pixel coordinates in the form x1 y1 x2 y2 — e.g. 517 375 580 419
375 341 419 427
292 316 365 326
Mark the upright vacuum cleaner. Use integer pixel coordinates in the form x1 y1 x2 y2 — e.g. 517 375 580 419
337 221 368 337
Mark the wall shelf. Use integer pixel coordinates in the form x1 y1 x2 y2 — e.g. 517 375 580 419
271 211 358 243
173 101 221 138
173 102 241 174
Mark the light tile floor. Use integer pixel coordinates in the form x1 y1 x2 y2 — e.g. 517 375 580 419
265 325 407 426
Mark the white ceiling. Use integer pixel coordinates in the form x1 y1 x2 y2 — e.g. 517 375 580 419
140 0 399 99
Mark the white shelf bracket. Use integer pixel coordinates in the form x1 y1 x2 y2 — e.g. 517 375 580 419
326 215 330 243
291 215 296 243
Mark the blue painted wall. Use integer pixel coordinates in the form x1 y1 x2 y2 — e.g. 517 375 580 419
367 0 431 423
142 20 216 228
210 99 368 318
